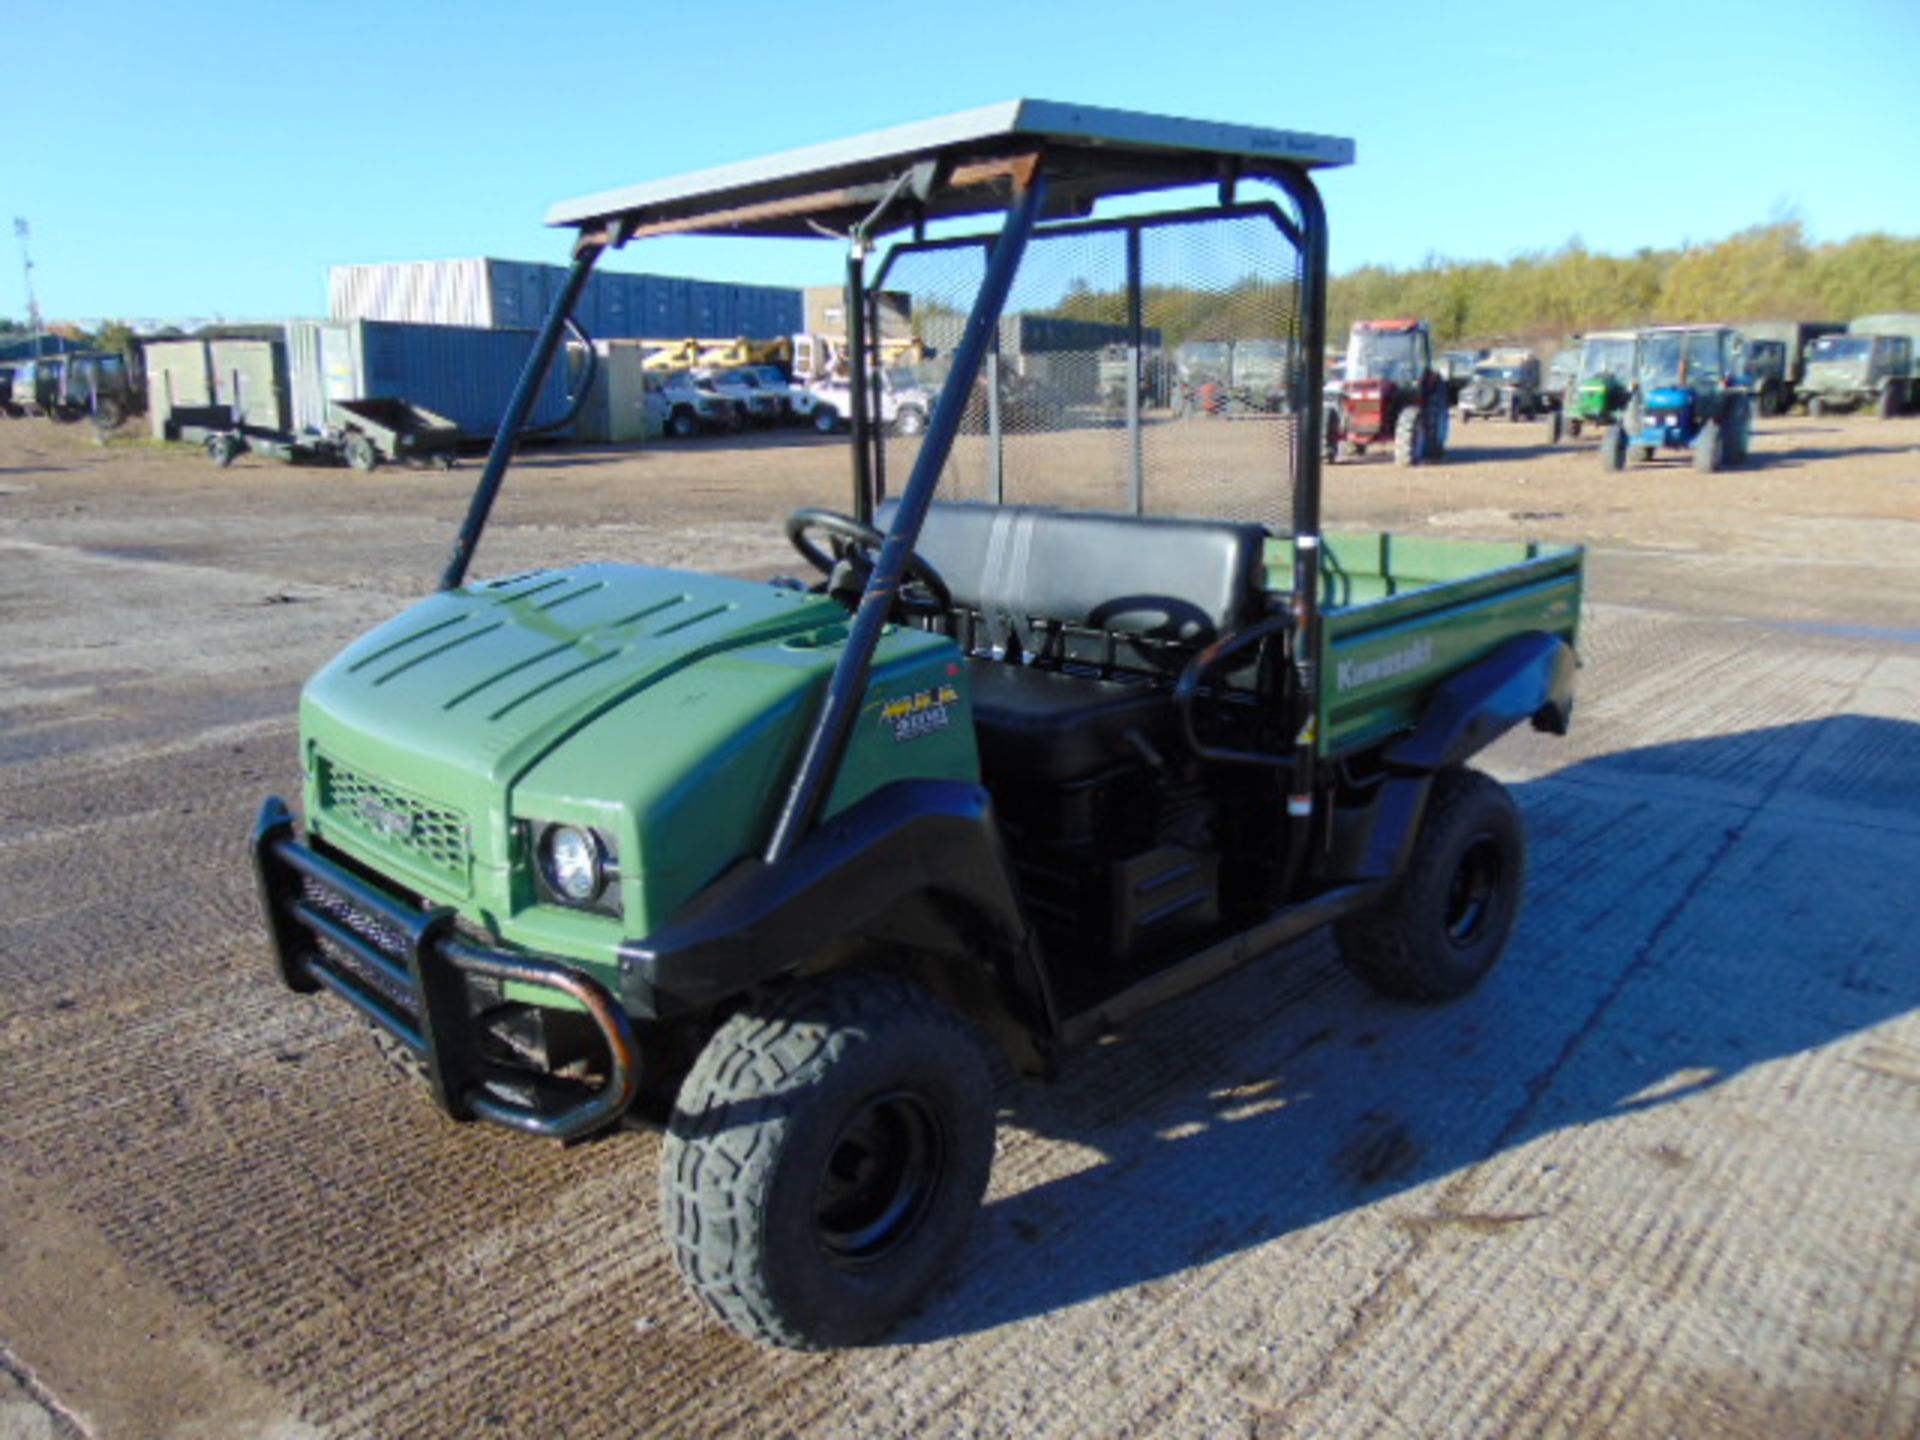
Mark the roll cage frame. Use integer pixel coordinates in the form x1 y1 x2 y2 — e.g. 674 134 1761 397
436 101 1347 873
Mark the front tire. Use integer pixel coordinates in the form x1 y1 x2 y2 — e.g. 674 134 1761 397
1393 405 1424 466
1601 423 1627 472
1335 767 1526 1002
812 405 842 436
1693 419 1723 474
662 972 994 1349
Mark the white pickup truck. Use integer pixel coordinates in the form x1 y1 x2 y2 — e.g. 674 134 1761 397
803 365 932 437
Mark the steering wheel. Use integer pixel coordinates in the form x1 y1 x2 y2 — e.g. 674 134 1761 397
784 508 953 620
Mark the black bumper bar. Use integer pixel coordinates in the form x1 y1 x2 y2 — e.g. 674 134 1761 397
252 797 639 1141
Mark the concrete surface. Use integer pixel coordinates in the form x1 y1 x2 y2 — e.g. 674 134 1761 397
0 416 1916 1438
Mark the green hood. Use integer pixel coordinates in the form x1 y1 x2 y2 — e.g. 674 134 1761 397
299 566 839 902
298 564 976 954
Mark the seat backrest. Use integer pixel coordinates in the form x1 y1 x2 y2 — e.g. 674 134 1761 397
877 500 1268 654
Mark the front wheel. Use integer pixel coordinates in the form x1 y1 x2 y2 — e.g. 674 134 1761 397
1546 411 1563 445
1693 419 1723 474
812 405 842 436
1335 767 1526 1002
668 408 701 439
1601 424 1627 472
1807 396 1825 418
890 405 927 437
1393 405 1424 466
662 972 994 1349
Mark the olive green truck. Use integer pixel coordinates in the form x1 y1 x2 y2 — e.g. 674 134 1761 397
253 101 1583 1349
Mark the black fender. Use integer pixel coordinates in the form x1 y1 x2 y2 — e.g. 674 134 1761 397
1384 630 1576 772
1325 632 1576 882
617 779 1055 1059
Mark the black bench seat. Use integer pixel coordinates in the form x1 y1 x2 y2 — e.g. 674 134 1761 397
878 501 1274 782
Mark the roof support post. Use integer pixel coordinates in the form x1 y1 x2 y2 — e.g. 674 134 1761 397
439 238 604 592
765 170 1049 865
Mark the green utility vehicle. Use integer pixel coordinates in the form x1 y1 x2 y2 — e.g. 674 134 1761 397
1546 330 1639 443
1799 333 1913 417
253 102 1584 1350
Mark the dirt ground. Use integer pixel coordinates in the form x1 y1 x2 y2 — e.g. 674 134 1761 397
1 412 1918 1439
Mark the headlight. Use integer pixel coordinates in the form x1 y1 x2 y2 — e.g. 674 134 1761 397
533 823 619 912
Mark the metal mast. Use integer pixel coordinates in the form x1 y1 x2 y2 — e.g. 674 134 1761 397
14 218 44 351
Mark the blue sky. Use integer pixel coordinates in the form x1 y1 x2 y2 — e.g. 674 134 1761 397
8 0 1918 324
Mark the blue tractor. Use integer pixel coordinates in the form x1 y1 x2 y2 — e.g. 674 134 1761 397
1603 325 1753 474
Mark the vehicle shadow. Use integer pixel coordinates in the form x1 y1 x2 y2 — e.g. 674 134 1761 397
903 715 1920 1341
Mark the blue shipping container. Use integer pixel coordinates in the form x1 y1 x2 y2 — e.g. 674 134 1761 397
288 319 575 439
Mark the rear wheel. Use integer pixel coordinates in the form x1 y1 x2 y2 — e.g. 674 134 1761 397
1807 396 1825 418
669 407 701 439
812 405 842 436
1877 385 1897 420
343 431 379 472
1545 411 1563 444
206 434 239 468
1335 767 1526 1002
662 971 994 1349
891 405 927 437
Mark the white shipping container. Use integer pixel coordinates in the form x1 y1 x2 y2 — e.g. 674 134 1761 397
329 258 804 340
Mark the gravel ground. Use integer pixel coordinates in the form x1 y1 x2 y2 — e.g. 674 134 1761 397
1 414 1917 1439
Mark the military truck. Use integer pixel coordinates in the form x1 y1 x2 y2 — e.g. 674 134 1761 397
251 101 1584 1350
1456 348 1543 423
1736 320 1844 415
1841 314 1920 413
1799 333 1913 417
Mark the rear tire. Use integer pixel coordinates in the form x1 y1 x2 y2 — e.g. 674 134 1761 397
812 405 842 435
669 408 701 439
1546 411 1563 444
343 431 379 472
1807 396 1825 418
891 405 927 437
1877 386 1896 421
662 971 994 1349
1335 767 1526 1002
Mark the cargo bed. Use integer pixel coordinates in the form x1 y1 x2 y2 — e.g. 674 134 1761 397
1265 533 1583 757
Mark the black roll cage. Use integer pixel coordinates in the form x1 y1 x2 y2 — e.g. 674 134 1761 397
437 142 1333 875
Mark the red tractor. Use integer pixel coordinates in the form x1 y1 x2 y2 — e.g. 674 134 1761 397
1327 318 1448 466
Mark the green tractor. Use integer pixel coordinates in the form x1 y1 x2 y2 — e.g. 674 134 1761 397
252 102 1584 1349
1547 330 1638 443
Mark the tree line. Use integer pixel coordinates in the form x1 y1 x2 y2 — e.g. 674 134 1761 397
1043 220 1920 351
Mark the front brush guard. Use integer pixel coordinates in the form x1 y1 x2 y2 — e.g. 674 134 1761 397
252 797 639 1140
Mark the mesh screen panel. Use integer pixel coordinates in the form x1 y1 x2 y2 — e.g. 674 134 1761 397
876 196 1304 531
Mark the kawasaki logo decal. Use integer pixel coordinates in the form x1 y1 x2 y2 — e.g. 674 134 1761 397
355 799 415 840
1337 638 1434 692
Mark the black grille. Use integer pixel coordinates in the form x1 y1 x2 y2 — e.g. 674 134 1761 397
302 876 422 1019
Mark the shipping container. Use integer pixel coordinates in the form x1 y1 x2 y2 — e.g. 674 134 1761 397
287 319 576 439
803 286 912 340
328 258 802 341
208 338 291 432
144 340 215 440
